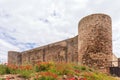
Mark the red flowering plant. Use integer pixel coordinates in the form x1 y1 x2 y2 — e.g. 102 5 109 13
19 65 32 70
55 62 75 76
5 63 18 74
79 78 87 80
34 71 58 80
35 62 54 72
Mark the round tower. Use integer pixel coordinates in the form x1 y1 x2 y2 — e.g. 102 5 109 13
78 14 112 70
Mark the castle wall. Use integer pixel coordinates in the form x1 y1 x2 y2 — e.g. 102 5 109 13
8 51 21 65
8 13 114 74
67 36 78 63
21 36 78 65
78 14 112 71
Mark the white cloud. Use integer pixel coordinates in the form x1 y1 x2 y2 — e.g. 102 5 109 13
0 39 20 63
0 39 19 49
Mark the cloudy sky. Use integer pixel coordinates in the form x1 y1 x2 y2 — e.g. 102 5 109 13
0 0 120 63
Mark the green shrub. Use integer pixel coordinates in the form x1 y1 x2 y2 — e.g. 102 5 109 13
74 65 93 72
80 66 86 71
35 62 53 72
0 64 6 75
54 63 74 75
5 67 10 74
48 66 58 74
34 71 58 80
17 70 33 78
0 62 117 80
34 76 57 80
0 78 6 80
0 64 10 75
35 66 39 72
83 72 117 80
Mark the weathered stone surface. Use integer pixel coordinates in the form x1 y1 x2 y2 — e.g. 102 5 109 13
78 14 112 70
15 36 78 65
8 51 21 65
8 13 116 73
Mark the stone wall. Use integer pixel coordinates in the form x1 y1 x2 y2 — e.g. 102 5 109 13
8 51 21 65
16 36 78 65
78 14 112 70
67 36 78 63
8 14 114 73
21 40 67 65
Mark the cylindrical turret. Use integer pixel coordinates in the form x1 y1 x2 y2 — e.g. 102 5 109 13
78 14 112 70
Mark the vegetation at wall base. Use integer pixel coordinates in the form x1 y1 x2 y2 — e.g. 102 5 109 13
0 62 117 80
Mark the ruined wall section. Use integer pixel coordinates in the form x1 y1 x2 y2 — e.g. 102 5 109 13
78 14 112 70
44 41 67 62
21 36 78 65
67 36 78 63
21 48 44 65
8 51 21 65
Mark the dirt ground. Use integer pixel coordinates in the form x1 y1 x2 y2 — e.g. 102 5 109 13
0 74 29 80
0 74 120 80
115 77 120 80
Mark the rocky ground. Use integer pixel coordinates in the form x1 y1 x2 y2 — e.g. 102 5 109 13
0 74 120 80
0 74 29 80
115 77 120 80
